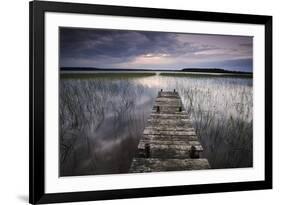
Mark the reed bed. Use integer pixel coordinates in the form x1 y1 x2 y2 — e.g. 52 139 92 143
59 73 253 176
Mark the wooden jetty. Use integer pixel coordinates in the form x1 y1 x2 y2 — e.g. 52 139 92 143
129 90 210 173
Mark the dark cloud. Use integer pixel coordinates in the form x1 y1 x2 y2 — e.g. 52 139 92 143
60 28 211 59
59 27 253 72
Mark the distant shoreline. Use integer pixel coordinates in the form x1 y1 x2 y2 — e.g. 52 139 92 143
60 67 253 75
60 71 252 79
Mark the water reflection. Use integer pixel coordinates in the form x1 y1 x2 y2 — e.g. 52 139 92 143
59 74 253 176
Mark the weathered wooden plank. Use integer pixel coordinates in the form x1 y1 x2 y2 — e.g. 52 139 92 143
149 111 189 119
151 110 187 114
144 125 194 131
142 134 199 141
154 101 182 106
145 124 194 129
153 105 182 109
151 111 189 115
145 124 193 129
144 126 194 132
149 114 190 121
155 97 181 101
147 118 191 124
154 102 182 107
148 118 190 123
130 158 210 172
148 119 190 124
135 148 191 159
157 94 179 99
147 119 191 125
143 129 196 136
155 97 181 102
139 140 201 146
160 91 178 94
158 91 179 97
138 142 203 151
152 107 184 113
146 121 192 126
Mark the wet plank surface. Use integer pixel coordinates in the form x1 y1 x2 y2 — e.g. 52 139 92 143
129 90 210 172
130 158 210 172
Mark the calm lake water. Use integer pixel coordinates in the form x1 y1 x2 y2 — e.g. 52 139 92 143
59 72 253 176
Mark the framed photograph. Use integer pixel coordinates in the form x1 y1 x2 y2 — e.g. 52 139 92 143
29 0 272 204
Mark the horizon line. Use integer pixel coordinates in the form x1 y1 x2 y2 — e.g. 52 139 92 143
60 67 253 73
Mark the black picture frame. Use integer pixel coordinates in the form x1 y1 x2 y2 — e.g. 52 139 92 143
29 0 272 204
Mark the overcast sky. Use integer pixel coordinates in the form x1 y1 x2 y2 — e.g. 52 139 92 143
60 27 253 72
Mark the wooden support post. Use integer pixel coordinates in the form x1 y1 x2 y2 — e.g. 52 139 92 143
145 144 150 158
190 146 199 158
